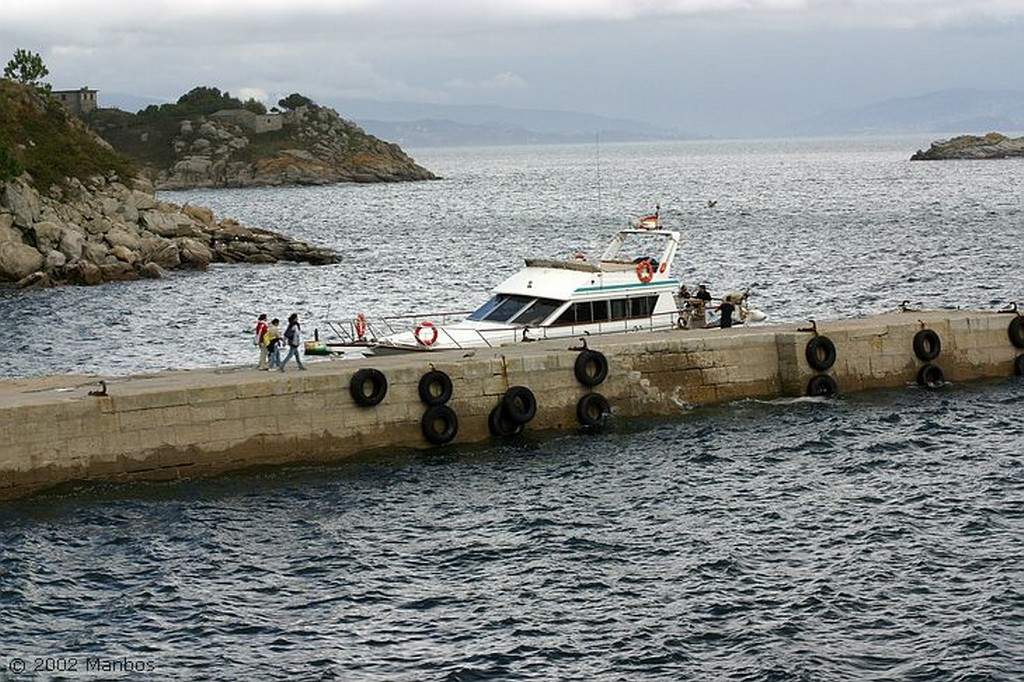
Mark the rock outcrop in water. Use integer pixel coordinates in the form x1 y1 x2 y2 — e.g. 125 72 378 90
0 174 339 288
911 132 1024 160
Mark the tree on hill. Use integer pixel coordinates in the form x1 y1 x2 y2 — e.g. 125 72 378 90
278 93 314 110
3 49 50 92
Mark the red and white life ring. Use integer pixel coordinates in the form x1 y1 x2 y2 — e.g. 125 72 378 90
354 313 367 340
636 260 654 283
415 321 439 347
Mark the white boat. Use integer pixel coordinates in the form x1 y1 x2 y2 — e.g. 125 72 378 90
324 216 766 355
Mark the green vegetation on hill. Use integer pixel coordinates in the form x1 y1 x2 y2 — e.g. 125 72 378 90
0 78 137 188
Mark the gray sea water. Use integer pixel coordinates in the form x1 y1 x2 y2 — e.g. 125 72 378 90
1 137 1023 680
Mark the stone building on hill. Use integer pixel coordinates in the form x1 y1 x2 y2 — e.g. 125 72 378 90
52 87 98 116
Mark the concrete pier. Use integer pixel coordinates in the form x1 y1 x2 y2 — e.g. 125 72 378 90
2 310 1021 500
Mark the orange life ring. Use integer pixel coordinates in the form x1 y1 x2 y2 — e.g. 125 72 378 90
415 321 439 347
636 260 654 283
354 313 367 339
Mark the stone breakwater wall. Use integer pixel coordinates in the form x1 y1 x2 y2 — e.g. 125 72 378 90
0 174 338 288
1 310 1022 500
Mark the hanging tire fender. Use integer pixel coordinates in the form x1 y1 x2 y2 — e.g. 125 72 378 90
913 329 942 362
916 363 945 388
1014 355 1024 377
1009 316 1024 349
806 374 838 397
576 392 611 427
418 370 453 406
574 349 609 387
488 404 524 438
501 386 537 424
421 405 459 445
805 336 837 371
350 368 388 407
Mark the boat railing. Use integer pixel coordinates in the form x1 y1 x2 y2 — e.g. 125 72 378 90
325 310 474 345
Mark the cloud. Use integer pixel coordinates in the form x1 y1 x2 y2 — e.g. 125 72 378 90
447 72 528 92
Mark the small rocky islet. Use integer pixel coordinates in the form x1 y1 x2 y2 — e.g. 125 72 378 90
911 132 1024 160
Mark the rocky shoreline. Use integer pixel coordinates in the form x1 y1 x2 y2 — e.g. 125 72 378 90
911 132 1024 160
0 173 339 288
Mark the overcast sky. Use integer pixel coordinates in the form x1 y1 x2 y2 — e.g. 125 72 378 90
4 0 1023 136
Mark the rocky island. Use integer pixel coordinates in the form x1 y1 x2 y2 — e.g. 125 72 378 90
86 88 437 189
1 79 339 288
911 132 1024 160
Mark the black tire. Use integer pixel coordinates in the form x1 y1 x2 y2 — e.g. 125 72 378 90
421 405 458 445
805 336 837 371
1009 317 1024 349
502 385 537 424
913 329 942 362
916 363 945 388
806 374 838 397
576 392 611 427
1014 355 1024 377
418 370 453 406
488 404 524 438
350 368 388 407
574 349 609 387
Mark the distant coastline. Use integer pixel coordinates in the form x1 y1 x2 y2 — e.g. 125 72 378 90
911 132 1024 160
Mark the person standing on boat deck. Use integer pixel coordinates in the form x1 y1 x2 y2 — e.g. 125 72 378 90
279 313 306 372
254 313 269 370
715 298 736 328
265 318 283 370
693 284 712 328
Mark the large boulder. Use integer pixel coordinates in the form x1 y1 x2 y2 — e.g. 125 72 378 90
0 241 45 281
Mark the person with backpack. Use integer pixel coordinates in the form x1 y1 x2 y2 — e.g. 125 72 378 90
254 313 269 370
265 318 283 370
279 313 306 372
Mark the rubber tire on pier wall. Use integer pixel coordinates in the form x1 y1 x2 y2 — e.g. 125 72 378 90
502 386 538 425
1015 355 1024 377
418 370 453 406
576 392 611 427
916 363 945 388
1009 317 1024 349
421 405 459 445
806 374 838 397
350 368 388 407
913 329 942 362
488 404 524 438
805 336 837 371
574 349 609 387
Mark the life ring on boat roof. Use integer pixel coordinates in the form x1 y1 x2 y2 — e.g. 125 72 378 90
635 260 654 283
421 404 459 445
415 321 439 347
354 313 368 340
350 368 388 407
574 349 609 387
912 329 942 362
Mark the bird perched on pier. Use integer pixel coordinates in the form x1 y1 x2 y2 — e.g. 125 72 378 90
87 381 108 397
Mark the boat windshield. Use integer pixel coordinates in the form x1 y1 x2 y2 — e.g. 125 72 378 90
467 294 564 325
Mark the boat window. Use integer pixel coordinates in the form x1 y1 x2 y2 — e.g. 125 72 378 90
467 295 505 321
592 300 609 322
483 294 535 323
610 299 627 320
513 298 563 326
630 296 658 317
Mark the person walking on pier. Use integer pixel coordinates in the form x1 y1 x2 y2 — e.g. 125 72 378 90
279 313 306 372
254 313 269 369
265 318 283 370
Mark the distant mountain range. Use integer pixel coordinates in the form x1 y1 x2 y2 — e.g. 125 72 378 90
98 88 1024 146
782 89 1024 137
